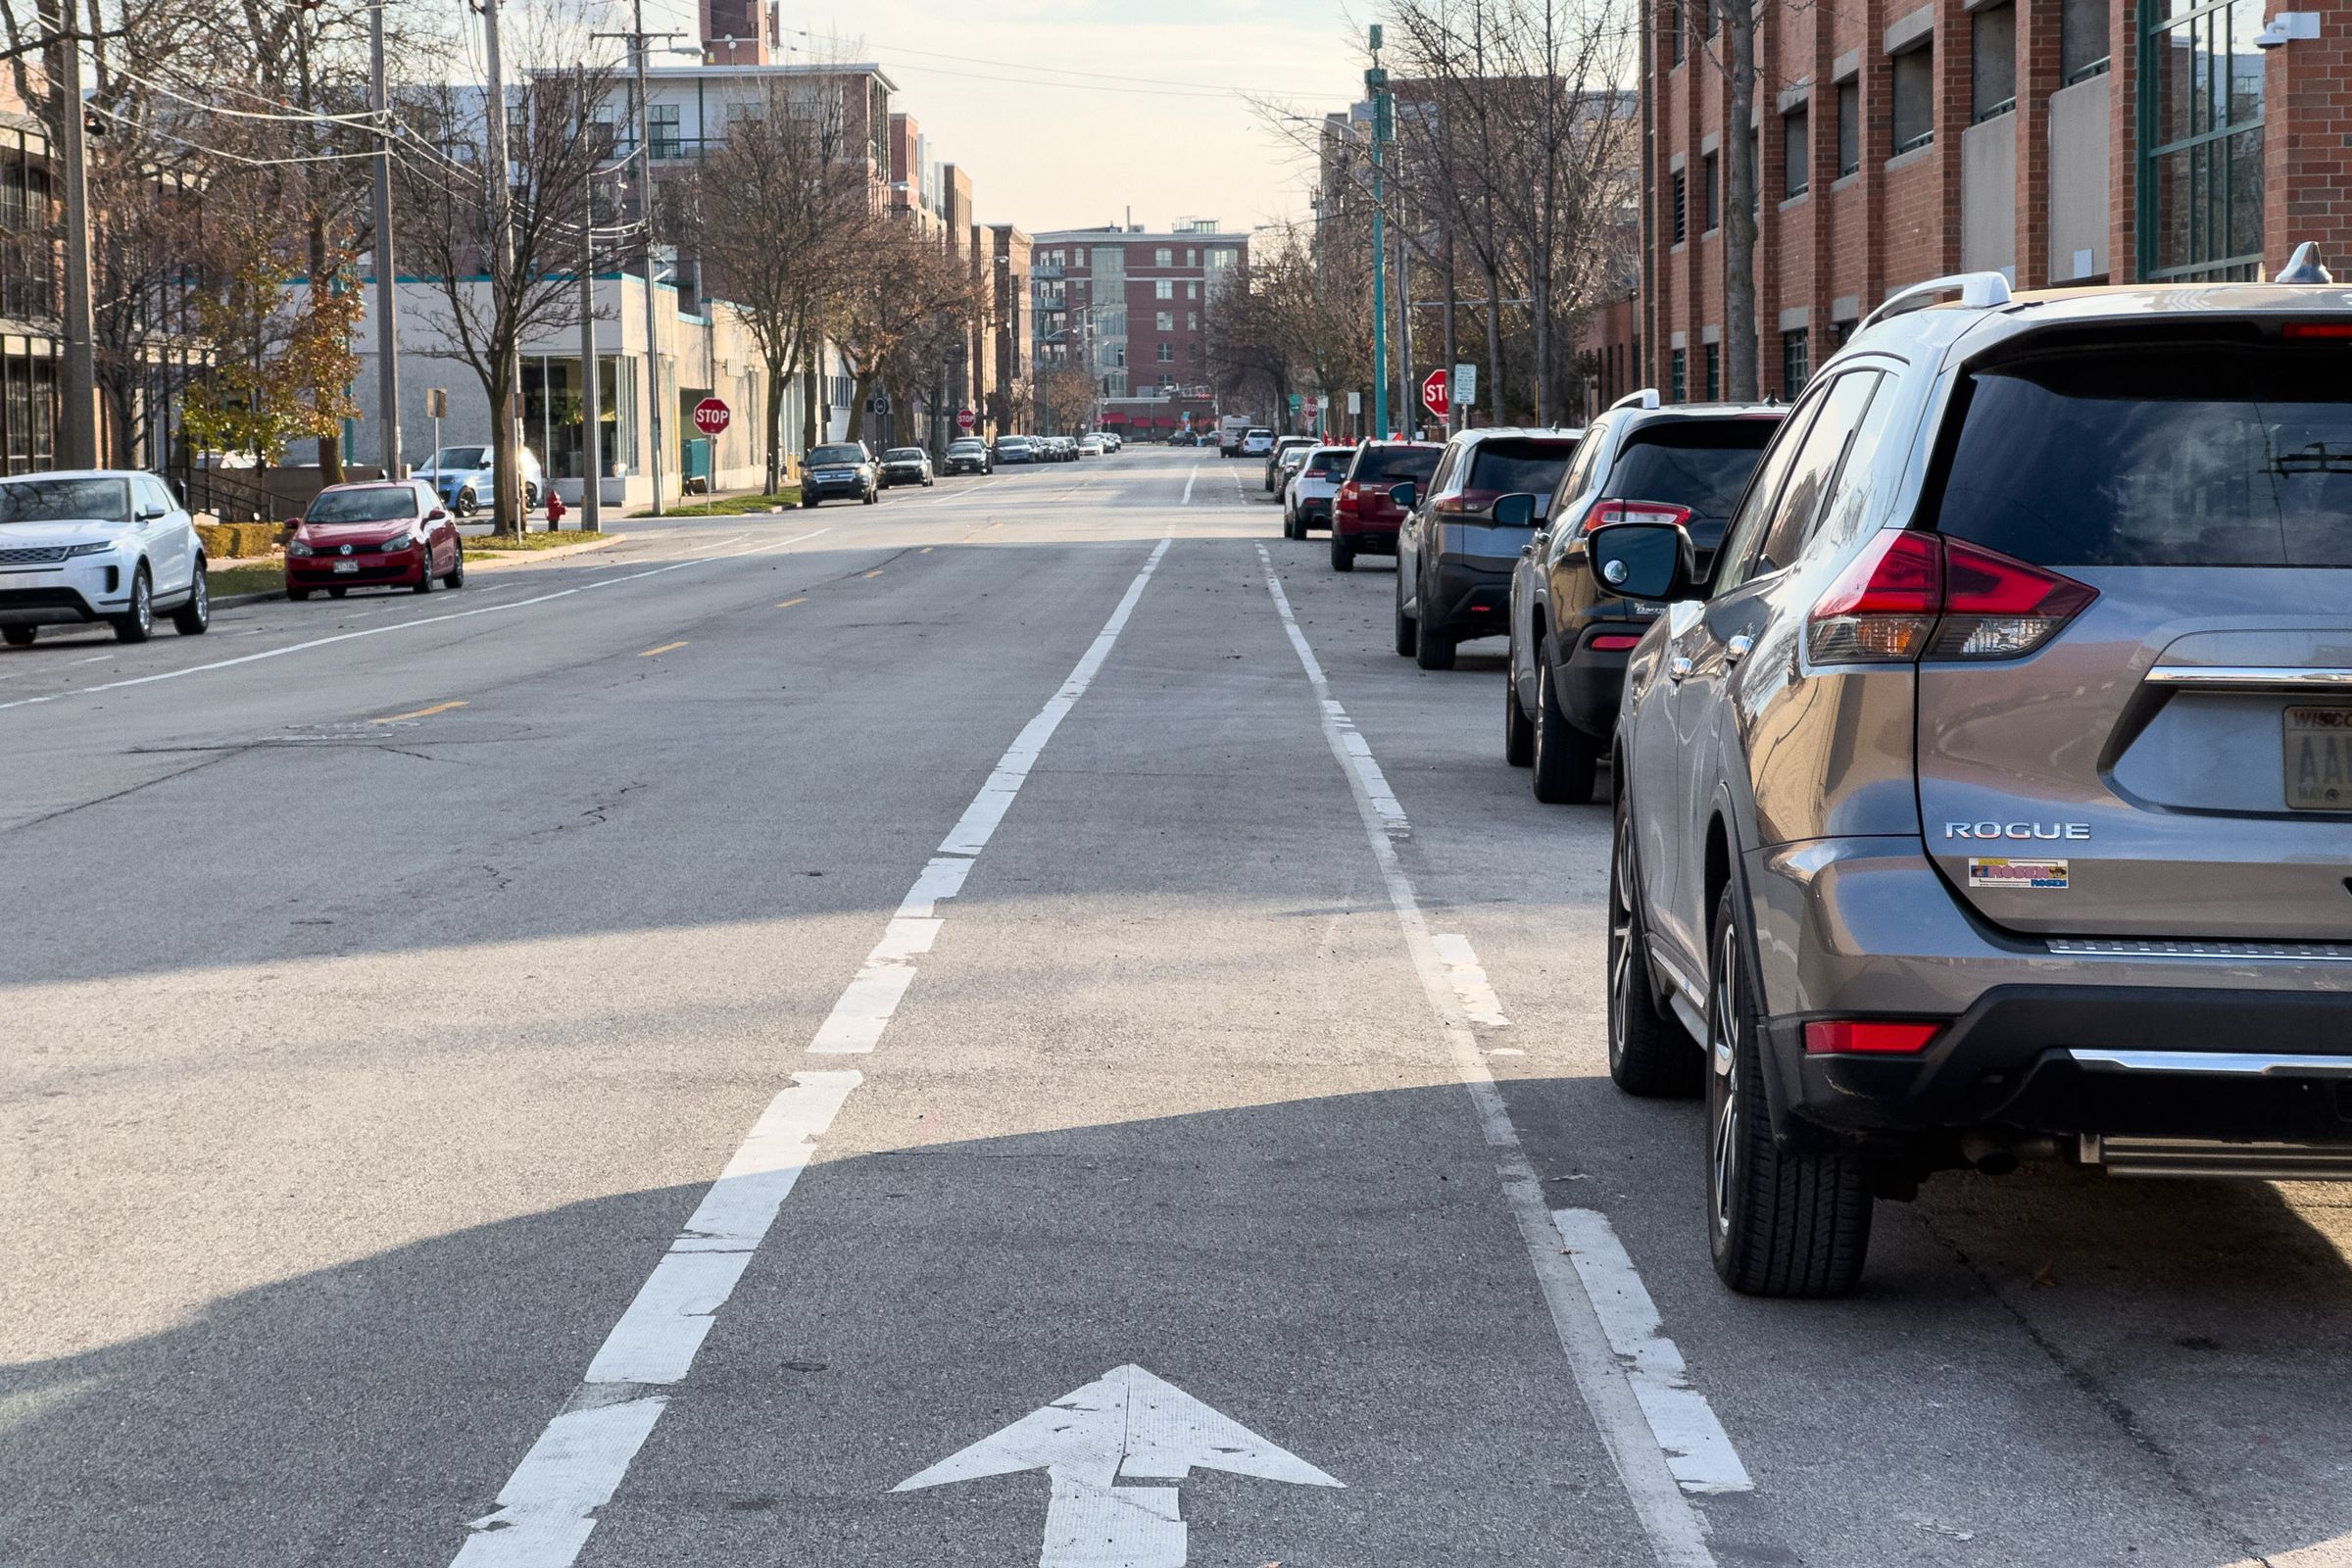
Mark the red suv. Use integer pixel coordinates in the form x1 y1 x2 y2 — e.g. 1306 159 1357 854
1330 441 1442 571
286 480 465 600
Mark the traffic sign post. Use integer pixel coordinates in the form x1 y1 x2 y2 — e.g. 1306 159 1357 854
691 396 731 438
1421 369 1448 420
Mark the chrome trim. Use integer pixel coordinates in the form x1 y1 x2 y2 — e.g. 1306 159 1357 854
2069 1049 2352 1078
2048 938 2352 962
2144 664 2352 691
2082 1133 2352 1180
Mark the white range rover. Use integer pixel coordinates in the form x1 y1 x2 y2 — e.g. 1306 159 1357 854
0 469 209 647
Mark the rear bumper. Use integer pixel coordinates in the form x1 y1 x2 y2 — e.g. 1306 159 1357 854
1292 495 1333 527
1425 559 1512 640
1745 837 2352 1145
1549 619 1651 734
1334 513 1398 550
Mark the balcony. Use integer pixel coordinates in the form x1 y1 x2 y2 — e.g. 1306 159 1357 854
1031 264 1065 280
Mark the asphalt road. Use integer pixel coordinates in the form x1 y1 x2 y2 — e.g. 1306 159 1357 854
5 447 2350 1568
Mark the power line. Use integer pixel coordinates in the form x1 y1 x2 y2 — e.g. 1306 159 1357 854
107 65 379 125
84 101 383 166
791 29 1305 97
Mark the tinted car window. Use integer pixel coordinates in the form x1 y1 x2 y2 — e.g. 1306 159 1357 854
1753 372 1883 576
1605 420 1778 525
884 448 925 461
307 486 419 524
1934 344 2352 566
1464 438 1578 519
809 444 867 465
1304 450 1351 475
1348 444 1442 484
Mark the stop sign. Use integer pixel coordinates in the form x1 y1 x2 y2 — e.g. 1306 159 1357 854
692 396 731 437
956 408 976 431
1420 369 1449 418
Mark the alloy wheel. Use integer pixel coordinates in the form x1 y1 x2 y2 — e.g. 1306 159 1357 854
1708 920 1742 1240
1607 816 1637 1073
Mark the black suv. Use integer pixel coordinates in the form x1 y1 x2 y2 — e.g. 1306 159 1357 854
801 442 880 507
1394 427 1583 670
1501 393 1784 802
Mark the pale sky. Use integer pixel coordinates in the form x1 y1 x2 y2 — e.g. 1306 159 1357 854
644 0 1374 236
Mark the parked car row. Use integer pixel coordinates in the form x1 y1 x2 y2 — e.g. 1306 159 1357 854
1286 268 2352 1298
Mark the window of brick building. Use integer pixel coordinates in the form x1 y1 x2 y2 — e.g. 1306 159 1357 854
1891 43 1935 154
1784 104 1810 197
1670 348 1687 402
2061 0 2110 80
1782 328 1810 394
1154 279 1173 299
1702 152 1720 232
1156 311 1173 330
1837 78 1860 174
1704 343 1721 400
1154 246 1172 266
1670 0 1686 63
1156 343 1173 362
1671 169 1688 244
1973 2 2017 120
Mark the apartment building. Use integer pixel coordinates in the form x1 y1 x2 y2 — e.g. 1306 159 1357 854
1620 0 2352 404
1027 220 1250 402
989 224 1034 432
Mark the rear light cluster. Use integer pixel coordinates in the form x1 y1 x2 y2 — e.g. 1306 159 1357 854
1807 530 2096 664
1802 1020 1942 1055
1581 499 1691 535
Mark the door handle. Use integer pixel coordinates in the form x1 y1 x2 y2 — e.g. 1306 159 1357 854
1724 634 1754 664
1668 655 1693 682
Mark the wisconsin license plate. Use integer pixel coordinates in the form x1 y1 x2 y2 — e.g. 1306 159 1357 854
2284 706 2352 810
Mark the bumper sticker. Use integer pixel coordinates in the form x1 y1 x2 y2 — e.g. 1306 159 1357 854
1969 858 2070 891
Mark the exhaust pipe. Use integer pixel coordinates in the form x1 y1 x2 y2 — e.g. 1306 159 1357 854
1960 1132 2059 1175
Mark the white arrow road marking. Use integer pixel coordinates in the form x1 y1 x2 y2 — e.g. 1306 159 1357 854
895 1364 1342 1568
443 538 1175 1568
1553 1210 1751 1495
1255 544 1737 1568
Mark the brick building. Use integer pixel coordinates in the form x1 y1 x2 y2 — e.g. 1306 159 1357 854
989 224 1034 434
1026 221 1250 409
1613 0 2352 407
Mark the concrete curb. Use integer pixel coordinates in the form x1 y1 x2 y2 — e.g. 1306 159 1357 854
206 534 628 612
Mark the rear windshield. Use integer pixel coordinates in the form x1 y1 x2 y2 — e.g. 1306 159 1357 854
1465 438 1579 501
308 486 417 524
884 448 925 461
809 444 866 464
1304 450 1351 475
1349 444 1442 484
1934 344 2352 566
1605 421 1777 525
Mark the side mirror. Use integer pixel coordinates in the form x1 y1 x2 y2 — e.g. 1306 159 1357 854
427 507 449 521
1388 481 1418 511
1491 492 1540 527
1587 521 1693 602
136 503 166 521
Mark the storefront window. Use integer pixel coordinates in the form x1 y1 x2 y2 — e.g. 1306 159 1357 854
521 354 633 479
2139 0 2264 280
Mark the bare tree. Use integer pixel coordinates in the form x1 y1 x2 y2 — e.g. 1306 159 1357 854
670 79 869 492
395 52 625 532
833 223 981 446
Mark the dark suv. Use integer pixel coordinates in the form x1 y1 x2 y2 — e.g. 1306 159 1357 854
1394 427 1582 670
801 442 879 507
1596 269 2352 1298
1330 441 1443 571
1502 394 1783 802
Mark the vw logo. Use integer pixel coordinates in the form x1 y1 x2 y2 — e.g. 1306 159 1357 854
339 544 355 556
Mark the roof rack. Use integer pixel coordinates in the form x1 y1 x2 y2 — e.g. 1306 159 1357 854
1609 388 1662 412
1858 271 2014 333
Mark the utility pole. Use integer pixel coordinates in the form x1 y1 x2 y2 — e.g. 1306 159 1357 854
1365 26 1391 442
55 25 95 467
632 0 664 516
576 65 602 532
480 0 522 532
1398 231 1413 439
369 0 402 479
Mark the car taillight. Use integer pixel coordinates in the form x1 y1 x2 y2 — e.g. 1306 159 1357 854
1433 495 1480 515
1589 633 1642 652
1803 1020 1942 1054
1582 499 1692 534
1336 482 1360 513
1806 530 2094 664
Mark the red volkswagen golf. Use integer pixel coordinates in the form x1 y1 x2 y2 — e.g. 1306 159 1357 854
286 480 465 600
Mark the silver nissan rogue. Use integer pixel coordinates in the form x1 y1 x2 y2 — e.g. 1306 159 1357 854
1580 261 2352 1298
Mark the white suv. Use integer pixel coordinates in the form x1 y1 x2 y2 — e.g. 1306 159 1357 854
0 469 209 646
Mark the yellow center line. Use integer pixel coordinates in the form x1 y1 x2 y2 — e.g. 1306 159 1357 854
369 700 466 725
776 597 808 609
860 568 885 579
639 641 688 658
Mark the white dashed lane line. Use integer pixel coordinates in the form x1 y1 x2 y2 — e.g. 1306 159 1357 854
1253 542 1747 1568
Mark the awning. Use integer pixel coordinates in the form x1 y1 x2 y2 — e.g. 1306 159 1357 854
1155 416 1179 427
1102 412 1129 424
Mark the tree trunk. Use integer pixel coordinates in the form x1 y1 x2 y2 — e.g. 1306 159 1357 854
801 360 820 454
845 368 875 443
1723 10 1761 401
764 360 785 494
309 215 346 486
1482 260 1505 431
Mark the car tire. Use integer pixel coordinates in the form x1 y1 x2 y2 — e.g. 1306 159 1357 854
445 545 466 589
1607 800 1700 1097
413 550 438 593
328 586 348 599
1705 885 1874 1297
525 482 542 511
457 488 477 517
1393 575 1418 657
111 564 153 643
1284 508 1299 541
287 587 311 602
803 497 818 509
1331 533 1355 572
3 625 34 647
1530 659 1598 804
1414 579 1454 669
172 560 211 635
1503 667 1535 766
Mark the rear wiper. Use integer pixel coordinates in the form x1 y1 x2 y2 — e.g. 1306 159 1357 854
2270 443 2352 473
